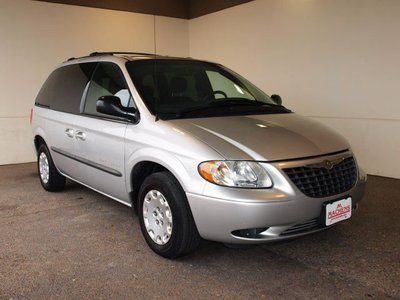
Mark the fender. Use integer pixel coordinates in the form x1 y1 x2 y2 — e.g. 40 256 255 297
125 147 206 195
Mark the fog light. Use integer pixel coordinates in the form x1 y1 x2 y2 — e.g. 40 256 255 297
231 227 269 238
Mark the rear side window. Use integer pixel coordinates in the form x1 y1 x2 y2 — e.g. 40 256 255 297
83 62 133 117
35 63 96 113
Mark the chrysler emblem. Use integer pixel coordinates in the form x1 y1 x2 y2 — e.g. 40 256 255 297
308 157 345 169
323 160 334 170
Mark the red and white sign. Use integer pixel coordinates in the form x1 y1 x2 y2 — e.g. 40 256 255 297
325 197 352 226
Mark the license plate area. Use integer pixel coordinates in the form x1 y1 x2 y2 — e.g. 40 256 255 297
322 197 352 226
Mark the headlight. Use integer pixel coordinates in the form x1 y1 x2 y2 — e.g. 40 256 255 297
198 161 273 188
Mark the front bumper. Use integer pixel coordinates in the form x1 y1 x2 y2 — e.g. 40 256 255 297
186 152 367 244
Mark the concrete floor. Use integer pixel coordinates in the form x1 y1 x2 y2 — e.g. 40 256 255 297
0 163 399 299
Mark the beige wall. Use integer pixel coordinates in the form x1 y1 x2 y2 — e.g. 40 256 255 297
2 0 399 179
189 0 400 178
0 0 188 165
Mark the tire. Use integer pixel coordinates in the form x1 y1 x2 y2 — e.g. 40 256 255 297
138 171 201 258
37 144 66 192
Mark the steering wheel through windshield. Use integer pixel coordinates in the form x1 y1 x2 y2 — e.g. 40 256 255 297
202 90 228 102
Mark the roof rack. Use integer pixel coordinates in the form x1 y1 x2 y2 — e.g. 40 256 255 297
89 51 156 57
65 51 166 63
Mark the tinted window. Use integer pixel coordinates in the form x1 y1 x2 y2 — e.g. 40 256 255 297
126 60 289 120
206 70 255 99
84 63 133 117
35 63 96 113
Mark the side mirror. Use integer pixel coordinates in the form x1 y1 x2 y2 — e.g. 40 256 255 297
271 94 282 105
96 95 138 122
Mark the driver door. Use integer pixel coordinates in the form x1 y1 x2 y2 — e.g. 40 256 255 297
73 62 134 203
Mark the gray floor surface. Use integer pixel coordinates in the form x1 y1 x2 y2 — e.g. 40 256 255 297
0 163 399 299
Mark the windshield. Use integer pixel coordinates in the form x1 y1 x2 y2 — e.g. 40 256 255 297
126 59 291 119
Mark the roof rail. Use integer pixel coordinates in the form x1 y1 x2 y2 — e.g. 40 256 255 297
64 51 160 62
89 51 156 57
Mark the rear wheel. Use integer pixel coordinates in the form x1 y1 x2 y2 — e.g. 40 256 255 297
138 172 200 258
37 144 66 192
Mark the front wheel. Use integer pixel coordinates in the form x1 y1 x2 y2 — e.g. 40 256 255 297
138 172 200 258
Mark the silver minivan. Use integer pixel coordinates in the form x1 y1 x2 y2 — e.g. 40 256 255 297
32 52 367 258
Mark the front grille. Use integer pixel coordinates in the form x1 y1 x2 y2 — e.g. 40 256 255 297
283 156 357 198
280 218 321 236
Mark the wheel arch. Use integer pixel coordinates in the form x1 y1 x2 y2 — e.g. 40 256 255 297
127 149 192 213
33 126 49 154
33 133 49 154
34 135 46 151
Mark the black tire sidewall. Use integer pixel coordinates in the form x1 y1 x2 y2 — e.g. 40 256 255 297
38 145 51 189
138 172 193 258
37 144 64 191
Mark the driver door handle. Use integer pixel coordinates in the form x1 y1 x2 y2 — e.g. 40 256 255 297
65 128 74 138
75 131 86 141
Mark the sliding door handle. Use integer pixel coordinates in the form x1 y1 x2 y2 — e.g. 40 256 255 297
65 128 74 138
75 131 86 141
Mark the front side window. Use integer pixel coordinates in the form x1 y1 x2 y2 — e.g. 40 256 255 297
126 59 290 120
84 62 133 117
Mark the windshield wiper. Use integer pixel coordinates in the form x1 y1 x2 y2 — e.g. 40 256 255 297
210 99 280 107
158 99 287 120
173 105 217 118
171 103 279 119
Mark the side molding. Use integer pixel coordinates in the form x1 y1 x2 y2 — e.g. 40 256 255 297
51 146 122 177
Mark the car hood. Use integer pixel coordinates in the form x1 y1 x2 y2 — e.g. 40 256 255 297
169 113 349 161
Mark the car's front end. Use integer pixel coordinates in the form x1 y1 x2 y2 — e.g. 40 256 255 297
186 149 366 244
125 57 367 245
165 112 367 244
